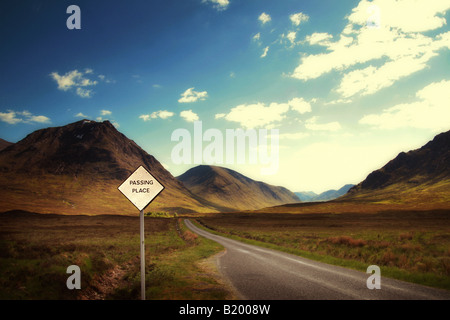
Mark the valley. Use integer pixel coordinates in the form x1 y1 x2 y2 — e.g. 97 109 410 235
0 120 449 300
2 0 450 306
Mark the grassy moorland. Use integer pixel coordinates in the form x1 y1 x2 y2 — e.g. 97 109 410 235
0 211 232 300
0 173 216 216
196 207 450 290
1 200 449 299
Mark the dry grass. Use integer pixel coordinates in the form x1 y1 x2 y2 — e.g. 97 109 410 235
0 173 214 216
0 211 228 300
327 236 367 247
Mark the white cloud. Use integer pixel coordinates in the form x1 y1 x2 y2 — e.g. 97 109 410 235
253 32 261 42
291 34 355 80
75 112 88 118
180 110 199 122
305 32 333 46
325 98 353 105
0 111 22 124
50 69 98 98
258 12 271 25
76 88 93 98
28 115 50 123
286 31 297 46
347 0 450 33
95 109 119 127
260 46 269 58
50 70 83 91
337 52 436 97
291 0 450 98
359 79 450 131
0 110 50 124
140 110 175 121
81 79 94 87
204 0 229 11
17 111 31 117
289 97 312 114
290 12 309 27
178 87 208 103
156 110 175 119
139 115 151 122
305 116 341 131
218 97 312 129
222 102 289 129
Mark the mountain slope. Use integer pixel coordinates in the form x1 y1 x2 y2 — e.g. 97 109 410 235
0 119 216 215
344 130 450 204
0 138 12 151
177 165 300 211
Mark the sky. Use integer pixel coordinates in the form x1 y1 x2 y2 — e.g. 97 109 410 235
0 0 449 193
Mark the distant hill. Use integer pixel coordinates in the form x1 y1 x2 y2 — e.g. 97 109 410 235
344 130 450 204
178 165 300 211
294 191 318 202
295 184 354 202
313 184 355 201
0 138 12 151
0 119 217 215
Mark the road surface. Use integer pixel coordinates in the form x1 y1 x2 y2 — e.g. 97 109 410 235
184 219 450 300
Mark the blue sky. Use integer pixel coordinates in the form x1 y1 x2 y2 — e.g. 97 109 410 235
1 0 449 193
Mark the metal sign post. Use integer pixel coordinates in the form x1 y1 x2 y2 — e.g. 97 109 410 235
118 166 165 300
140 209 145 300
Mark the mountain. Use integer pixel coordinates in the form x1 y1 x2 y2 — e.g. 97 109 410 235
313 184 355 201
177 165 300 211
294 191 318 202
0 138 12 151
295 184 354 202
344 130 450 204
0 119 216 215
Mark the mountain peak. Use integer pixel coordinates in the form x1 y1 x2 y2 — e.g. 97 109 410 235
0 119 139 179
0 120 218 214
178 165 300 211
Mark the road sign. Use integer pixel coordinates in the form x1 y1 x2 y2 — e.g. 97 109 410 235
118 166 165 211
118 165 164 300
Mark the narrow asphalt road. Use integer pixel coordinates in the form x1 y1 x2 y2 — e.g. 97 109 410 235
184 219 450 300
